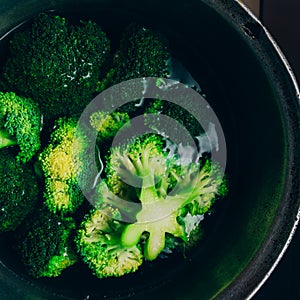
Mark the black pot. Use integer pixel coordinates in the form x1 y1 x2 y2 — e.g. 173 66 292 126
0 0 299 299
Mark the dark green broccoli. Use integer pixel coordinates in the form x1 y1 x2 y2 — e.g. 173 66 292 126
102 133 226 260
0 148 39 232
145 97 205 144
96 24 171 113
39 117 89 214
76 206 143 278
112 23 171 82
4 13 111 120
0 91 41 163
15 208 77 278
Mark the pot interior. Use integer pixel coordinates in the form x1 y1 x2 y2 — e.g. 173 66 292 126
0 0 298 299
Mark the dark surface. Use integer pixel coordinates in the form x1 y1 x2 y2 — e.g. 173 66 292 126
255 0 300 299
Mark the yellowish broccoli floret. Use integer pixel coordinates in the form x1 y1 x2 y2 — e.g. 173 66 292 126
39 117 87 214
90 111 130 140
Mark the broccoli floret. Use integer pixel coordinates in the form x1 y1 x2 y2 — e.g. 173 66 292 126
103 134 165 203
145 98 205 144
89 110 131 165
76 206 143 278
0 91 41 163
4 13 111 120
113 23 171 81
95 180 140 224
103 133 226 260
0 148 39 232
16 208 77 278
96 24 171 113
90 111 130 141
39 117 88 214
170 160 227 215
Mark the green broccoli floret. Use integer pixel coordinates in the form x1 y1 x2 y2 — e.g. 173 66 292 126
89 110 131 166
90 111 130 141
76 206 143 278
103 133 226 260
0 148 39 232
15 208 77 278
4 13 111 120
145 98 205 144
0 91 41 163
113 23 171 82
96 24 171 113
39 117 88 214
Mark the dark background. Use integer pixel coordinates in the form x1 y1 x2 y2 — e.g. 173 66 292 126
253 0 300 299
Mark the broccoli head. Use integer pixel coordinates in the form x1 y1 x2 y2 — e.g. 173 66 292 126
15 208 77 278
145 97 205 144
4 13 111 120
113 24 171 82
0 148 39 232
90 110 130 141
93 23 173 117
76 206 143 278
39 117 89 214
0 91 41 163
102 133 226 260
97 24 171 114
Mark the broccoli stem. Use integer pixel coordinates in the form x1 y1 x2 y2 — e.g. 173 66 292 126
0 128 17 149
137 170 189 223
122 211 185 260
138 156 161 204
139 165 221 221
136 194 187 223
139 184 158 205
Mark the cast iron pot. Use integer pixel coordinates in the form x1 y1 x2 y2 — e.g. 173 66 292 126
0 0 299 299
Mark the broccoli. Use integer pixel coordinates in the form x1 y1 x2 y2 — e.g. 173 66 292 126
0 148 39 232
145 98 205 144
88 110 131 166
90 110 130 141
3 13 111 120
0 14 228 280
15 208 77 278
76 206 143 278
96 24 172 113
113 23 171 82
39 117 89 214
102 133 226 260
0 91 41 163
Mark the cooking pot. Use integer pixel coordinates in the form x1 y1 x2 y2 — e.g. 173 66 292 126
0 0 299 299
